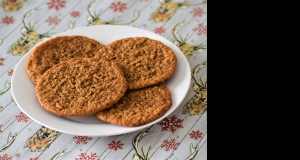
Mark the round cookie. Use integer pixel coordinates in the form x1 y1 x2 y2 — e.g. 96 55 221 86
26 35 105 84
96 84 172 127
36 58 128 116
96 37 177 90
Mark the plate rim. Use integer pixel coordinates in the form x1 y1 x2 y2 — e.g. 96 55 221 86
11 25 191 136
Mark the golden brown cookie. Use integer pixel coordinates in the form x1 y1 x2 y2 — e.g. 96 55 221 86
26 35 105 84
36 58 128 116
96 37 177 90
96 84 172 126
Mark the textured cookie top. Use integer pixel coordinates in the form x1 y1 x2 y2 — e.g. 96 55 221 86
36 58 128 116
96 37 177 90
26 35 105 84
96 84 172 126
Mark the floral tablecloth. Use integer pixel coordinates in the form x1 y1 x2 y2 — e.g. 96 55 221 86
0 0 207 159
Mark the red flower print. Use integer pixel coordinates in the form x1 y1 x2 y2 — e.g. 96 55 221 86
0 124 3 133
73 136 92 144
157 115 184 133
161 139 180 151
75 152 98 160
47 0 66 10
154 26 165 34
190 8 206 17
7 69 13 76
110 1 127 12
0 154 12 160
46 16 61 25
15 112 30 122
29 158 39 160
0 105 3 110
193 24 207 36
108 140 124 151
70 11 80 18
2 16 14 25
0 57 5 66
189 130 203 140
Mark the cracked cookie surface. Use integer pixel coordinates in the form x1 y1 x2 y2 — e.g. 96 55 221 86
96 37 177 90
36 58 128 116
26 35 105 84
96 84 172 126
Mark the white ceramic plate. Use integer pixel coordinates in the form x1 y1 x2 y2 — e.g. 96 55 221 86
11 25 191 136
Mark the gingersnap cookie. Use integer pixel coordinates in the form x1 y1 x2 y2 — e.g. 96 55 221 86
96 37 177 90
26 35 105 84
96 84 172 126
36 58 128 116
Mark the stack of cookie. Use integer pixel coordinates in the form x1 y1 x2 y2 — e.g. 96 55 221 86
26 35 177 127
